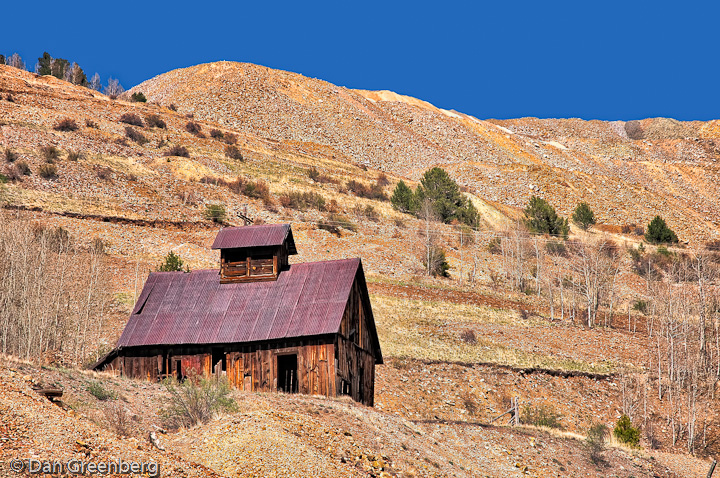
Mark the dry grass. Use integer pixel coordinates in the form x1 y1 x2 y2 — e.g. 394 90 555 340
371 294 617 373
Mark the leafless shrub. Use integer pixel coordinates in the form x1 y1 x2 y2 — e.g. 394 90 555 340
279 191 326 211
346 179 387 201
145 114 166 129
165 145 190 158
119 113 143 127
103 402 136 437
210 128 224 139
225 145 243 160
38 163 57 179
66 150 82 161
85 119 99 129
53 118 78 132
125 127 148 145
95 166 112 181
4 148 18 163
177 190 199 206
185 121 204 137
40 145 60 162
223 132 238 145
460 329 477 345
519 308 530 320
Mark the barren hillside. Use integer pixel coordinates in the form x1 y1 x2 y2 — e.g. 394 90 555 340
133 62 720 244
2 61 720 477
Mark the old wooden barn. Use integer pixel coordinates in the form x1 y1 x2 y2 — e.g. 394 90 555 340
93 223 382 406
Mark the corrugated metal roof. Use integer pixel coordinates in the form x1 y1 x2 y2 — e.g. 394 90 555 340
116 258 362 349
211 224 297 254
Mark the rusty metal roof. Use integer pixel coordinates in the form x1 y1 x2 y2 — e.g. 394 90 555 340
114 258 381 361
211 223 297 254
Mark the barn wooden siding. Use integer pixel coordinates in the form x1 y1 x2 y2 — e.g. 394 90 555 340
225 342 336 398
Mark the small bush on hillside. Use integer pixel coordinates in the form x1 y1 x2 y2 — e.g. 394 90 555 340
185 121 204 137
87 381 116 401
125 127 149 145
165 145 190 158
130 92 147 103
204 204 226 223
145 114 166 129
4 148 18 162
156 251 189 272
572 202 596 231
160 372 237 429
0 173 7 184
524 196 569 239
645 215 678 244
353 204 380 222
223 132 238 145
54 117 78 132
210 128 224 139
119 112 144 127
85 119 99 129
632 299 648 314
40 145 60 162
225 145 243 160
66 150 82 161
346 179 387 201
376 172 390 187
317 214 356 235
168 103 177 112
279 191 326 211
308 167 337 184
460 329 477 345
545 240 568 257
241 179 271 204
38 163 57 179
103 402 135 437
95 166 112 181
613 414 640 448
521 404 563 429
15 160 31 176
586 423 608 465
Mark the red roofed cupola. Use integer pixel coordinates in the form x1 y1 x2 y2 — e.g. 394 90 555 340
211 224 297 284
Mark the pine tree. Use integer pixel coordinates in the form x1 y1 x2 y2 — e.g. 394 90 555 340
0 55 5 65
645 215 678 244
390 180 415 213
524 196 569 239
572 202 596 230
37 52 53 76
416 167 464 223
156 251 189 272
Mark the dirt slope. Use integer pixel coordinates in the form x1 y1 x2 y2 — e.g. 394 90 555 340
132 61 720 244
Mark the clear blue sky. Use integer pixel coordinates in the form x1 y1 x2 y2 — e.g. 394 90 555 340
2 0 717 121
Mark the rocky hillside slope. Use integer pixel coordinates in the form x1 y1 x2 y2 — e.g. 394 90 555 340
132 61 720 244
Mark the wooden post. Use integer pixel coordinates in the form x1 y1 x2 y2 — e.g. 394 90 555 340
707 459 717 478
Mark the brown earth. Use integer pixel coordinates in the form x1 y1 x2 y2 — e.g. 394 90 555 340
1 61 719 476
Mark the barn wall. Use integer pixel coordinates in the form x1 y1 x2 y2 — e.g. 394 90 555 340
335 335 375 406
225 342 335 398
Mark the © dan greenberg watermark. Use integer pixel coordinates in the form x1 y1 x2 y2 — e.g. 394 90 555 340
8 458 159 476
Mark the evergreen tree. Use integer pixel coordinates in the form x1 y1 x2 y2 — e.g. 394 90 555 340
645 215 678 244
416 167 464 223
0 55 5 65
37 52 52 76
390 180 415 213
156 251 189 272
572 201 596 230
50 57 70 80
524 196 569 239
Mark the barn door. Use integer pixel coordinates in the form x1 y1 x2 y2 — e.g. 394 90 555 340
277 354 298 393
